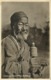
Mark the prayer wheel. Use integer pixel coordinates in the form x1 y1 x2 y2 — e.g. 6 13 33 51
31 42 38 57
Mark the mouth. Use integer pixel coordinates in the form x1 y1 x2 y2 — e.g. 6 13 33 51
21 29 29 34
22 31 28 34
17 31 29 40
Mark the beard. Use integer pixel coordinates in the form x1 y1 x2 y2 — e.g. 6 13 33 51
18 29 29 40
22 32 29 40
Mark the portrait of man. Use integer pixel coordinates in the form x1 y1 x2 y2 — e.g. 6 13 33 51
1 2 49 78
2 11 31 78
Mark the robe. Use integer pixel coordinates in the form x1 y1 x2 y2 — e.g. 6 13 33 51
1 34 30 78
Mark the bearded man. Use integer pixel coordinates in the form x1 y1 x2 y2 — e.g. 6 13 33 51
2 11 31 78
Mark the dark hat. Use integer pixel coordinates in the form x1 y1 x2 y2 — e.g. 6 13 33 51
10 11 28 25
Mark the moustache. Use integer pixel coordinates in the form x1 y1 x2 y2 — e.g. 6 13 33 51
20 29 29 33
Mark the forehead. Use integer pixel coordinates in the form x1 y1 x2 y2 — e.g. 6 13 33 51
19 17 28 23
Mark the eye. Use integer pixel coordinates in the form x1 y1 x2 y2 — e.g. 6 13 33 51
18 23 23 30
18 23 23 26
25 24 29 28
25 24 29 26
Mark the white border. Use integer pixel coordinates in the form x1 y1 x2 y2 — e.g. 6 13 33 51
0 0 51 80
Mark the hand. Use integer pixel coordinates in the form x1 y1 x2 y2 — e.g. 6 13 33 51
18 55 22 62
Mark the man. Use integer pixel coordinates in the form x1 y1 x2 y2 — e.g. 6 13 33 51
2 11 31 78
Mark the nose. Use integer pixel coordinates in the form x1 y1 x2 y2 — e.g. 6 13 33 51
23 25 27 30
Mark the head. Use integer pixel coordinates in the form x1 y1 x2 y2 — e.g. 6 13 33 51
10 11 29 40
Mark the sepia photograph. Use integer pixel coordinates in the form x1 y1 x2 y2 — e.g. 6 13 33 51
1 2 49 78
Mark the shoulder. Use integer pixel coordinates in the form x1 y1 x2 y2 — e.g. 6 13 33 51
1 36 10 50
1 35 14 47
2 35 10 44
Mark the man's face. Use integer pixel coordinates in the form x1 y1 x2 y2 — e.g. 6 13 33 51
17 17 29 40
